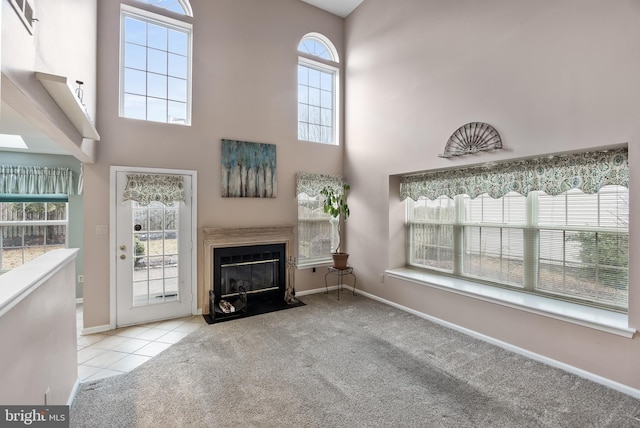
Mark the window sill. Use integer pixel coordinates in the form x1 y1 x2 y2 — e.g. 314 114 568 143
297 261 332 270
385 267 636 338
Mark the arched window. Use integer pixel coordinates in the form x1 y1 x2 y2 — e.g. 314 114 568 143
298 33 339 62
135 0 193 17
297 33 340 145
120 3 193 125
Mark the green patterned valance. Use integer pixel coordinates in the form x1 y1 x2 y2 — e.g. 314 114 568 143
0 166 75 195
123 174 185 206
400 148 628 201
296 172 344 197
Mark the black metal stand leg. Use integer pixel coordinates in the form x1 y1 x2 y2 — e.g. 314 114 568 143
324 271 330 295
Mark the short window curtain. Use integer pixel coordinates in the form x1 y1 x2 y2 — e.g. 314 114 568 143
0 166 75 196
122 173 185 206
400 148 628 201
296 172 344 197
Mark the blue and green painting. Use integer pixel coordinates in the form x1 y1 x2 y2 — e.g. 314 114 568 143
221 139 277 198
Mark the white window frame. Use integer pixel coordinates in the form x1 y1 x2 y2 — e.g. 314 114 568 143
406 186 629 312
297 34 340 146
0 201 69 273
8 0 35 35
119 4 193 125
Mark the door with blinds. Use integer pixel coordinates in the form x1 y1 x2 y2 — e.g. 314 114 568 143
115 169 194 326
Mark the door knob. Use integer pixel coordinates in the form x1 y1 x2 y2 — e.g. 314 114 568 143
120 245 126 251
120 254 126 260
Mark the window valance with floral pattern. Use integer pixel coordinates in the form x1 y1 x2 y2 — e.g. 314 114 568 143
0 165 75 195
400 147 628 201
122 174 185 206
296 172 344 197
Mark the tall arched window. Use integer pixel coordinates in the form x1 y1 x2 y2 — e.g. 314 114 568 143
297 33 340 145
120 3 193 125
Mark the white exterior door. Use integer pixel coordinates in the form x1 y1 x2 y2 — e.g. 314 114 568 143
114 169 194 327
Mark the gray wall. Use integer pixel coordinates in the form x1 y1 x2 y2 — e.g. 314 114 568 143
345 0 640 390
82 0 345 328
0 250 78 405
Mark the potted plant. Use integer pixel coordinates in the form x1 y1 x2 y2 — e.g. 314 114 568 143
320 183 350 269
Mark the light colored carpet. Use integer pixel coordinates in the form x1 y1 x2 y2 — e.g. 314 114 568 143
71 292 640 427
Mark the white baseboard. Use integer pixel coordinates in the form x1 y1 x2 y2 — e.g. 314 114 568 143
75 298 83 305
352 287 640 400
294 286 338 297
81 324 112 335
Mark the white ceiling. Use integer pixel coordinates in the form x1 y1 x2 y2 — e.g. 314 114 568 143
300 0 364 18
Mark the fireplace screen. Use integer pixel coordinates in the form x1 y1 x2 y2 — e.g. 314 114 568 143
214 243 286 298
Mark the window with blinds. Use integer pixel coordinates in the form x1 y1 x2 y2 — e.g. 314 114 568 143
407 185 629 311
297 193 338 266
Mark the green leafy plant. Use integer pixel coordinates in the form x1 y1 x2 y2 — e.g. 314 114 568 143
134 237 146 268
320 183 350 253
566 231 628 289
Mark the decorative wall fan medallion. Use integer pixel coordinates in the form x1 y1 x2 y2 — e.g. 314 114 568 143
439 122 503 158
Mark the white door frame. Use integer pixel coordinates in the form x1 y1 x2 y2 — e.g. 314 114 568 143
109 165 198 329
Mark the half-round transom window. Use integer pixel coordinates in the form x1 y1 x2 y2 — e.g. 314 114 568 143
136 0 193 17
298 33 339 63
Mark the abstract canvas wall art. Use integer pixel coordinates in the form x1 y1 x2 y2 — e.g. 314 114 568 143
221 139 277 198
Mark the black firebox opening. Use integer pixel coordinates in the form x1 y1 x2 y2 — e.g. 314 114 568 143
212 243 286 319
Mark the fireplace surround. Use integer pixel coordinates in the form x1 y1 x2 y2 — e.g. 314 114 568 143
201 226 295 315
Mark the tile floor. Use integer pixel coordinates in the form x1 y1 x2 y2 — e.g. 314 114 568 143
76 304 205 382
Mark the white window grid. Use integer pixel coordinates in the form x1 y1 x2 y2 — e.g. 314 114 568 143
298 57 338 145
120 4 192 125
0 202 69 272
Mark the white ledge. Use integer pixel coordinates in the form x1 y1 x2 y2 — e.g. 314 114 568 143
386 267 636 338
0 249 79 318
36 72 101 140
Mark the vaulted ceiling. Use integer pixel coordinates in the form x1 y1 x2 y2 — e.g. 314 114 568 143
300 0 363 18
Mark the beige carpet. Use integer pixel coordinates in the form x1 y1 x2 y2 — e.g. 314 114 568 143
71 292 640 427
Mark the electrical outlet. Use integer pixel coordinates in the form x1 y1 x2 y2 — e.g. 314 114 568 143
95 225 108 235
78 275 84 283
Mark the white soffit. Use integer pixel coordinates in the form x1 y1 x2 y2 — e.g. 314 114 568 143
300 0 364 17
